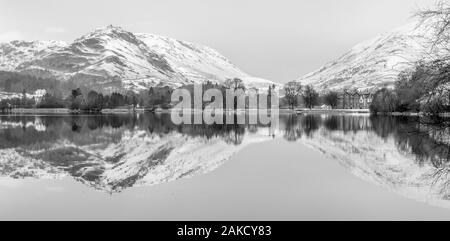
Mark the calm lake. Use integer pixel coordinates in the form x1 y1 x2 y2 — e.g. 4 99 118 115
1 113 450 220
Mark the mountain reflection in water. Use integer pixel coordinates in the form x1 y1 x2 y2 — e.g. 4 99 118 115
0 113 450 208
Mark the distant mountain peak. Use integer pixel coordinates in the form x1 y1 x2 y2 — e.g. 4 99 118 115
83 25 129 36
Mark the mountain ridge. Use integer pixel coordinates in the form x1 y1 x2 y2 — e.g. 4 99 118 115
0 25 276 93
297 19 435 91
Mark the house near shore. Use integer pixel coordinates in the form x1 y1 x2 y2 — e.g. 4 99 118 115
337 89 373 109
34 89 47 104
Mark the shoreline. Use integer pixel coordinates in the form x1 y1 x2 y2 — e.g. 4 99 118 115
4 108 450 117
2 108 299 115
375 112 450 118
3 108 146 115
295 109 370 114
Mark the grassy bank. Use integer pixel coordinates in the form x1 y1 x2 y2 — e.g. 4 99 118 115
296 109 370 114
9 108 70 114
4 108 147 114
374 112 450 118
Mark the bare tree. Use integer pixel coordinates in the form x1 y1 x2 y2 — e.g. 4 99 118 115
414 1 450 115
302 85 319 110
224 78 246 91
417 0 450 60
284 81 302 109
324 91 339 109
224 78 246 110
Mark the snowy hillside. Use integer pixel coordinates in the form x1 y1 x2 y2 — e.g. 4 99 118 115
297 19 435 91
0 25 275 92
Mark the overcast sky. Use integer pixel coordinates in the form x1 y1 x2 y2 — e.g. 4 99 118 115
0 0 436 83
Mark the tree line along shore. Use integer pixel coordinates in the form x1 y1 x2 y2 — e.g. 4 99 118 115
1 74 450 117
0 78 338 114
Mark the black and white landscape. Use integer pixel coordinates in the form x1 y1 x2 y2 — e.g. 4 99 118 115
1 0 450 221
0 25 275 94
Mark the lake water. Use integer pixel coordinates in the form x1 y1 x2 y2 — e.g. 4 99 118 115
1 113 450 220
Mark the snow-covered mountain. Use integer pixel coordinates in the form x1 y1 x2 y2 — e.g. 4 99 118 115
0 25 275 92
297 19 435 91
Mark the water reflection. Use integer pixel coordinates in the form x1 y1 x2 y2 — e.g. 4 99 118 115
0 113 274 192
1 113 450 208
290 114 450 207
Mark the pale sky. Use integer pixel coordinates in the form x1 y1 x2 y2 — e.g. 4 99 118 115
0 0 436 83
